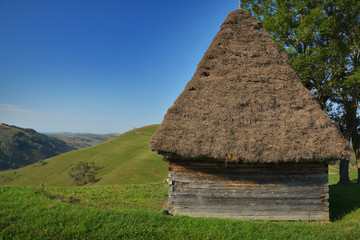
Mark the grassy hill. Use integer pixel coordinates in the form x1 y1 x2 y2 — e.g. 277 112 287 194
0 123 74 170
0 124 167 186
1 181 359 239
49 133 119 149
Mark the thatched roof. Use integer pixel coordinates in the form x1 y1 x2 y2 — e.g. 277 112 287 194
150 10 348 163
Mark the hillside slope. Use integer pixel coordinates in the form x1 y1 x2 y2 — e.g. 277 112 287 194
50 133 119 149
0 125 167 186
0 124 75 170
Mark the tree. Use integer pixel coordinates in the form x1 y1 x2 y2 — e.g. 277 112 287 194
241 0 360 183
68 161 97 186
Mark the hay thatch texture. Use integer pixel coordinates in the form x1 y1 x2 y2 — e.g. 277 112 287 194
150 10 348 163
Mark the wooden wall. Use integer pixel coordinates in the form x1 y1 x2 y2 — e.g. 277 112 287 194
167 160 329 221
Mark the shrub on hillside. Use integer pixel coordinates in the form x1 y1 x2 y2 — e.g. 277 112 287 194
68 161 97 186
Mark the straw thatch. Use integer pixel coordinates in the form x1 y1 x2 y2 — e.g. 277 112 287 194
150 10 348 163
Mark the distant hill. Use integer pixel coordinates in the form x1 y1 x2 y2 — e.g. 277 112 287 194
48 133 119 149
0 123 75 170
0 125 167 186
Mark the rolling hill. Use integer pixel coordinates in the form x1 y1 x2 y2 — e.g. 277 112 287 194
0 123 75 170
49 133 119 149
0 125 167 186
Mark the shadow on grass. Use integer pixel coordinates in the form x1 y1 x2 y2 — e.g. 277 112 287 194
329 183 360 221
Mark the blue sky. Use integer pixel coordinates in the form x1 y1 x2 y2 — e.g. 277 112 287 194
0 0 238 133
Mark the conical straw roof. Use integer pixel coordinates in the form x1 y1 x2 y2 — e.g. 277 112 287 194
150 10 348 163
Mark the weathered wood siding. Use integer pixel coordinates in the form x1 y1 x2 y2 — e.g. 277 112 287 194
168 160 329 221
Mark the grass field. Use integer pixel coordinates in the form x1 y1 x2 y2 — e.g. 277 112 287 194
1 180 360 239
0 163 359 239
0 125 168 186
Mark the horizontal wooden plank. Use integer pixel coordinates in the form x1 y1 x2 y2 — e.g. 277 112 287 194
170 211 329 221
169 160 327 168
169 161 328 173
169 167 328 176
170 196 327 205
170 203 329 211
170 192 328 200
171 181 328 189
169 168 328 176
170 205 328 214
170 182 327 189
169 171 328 180
170 182 328 196
170 174 328 185
170 206 328 215
170 202 329 213
169 167 328 175
169 178 328 185
169 177 328 189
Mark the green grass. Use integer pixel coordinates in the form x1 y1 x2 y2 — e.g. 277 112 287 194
0 125 168 186
44 183 168 211
1 182 360 240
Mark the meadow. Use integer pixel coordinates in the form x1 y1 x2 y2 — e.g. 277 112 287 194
0 168 360 239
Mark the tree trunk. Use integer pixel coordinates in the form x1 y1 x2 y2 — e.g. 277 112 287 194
357 150 360 183
351 149 360 183
352 132 360 183
338 159 351 184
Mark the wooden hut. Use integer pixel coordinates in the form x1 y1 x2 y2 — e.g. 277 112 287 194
149 10 348 221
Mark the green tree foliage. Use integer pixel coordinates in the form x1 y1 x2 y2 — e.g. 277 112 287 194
241 0 360 183
68 161 97 186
